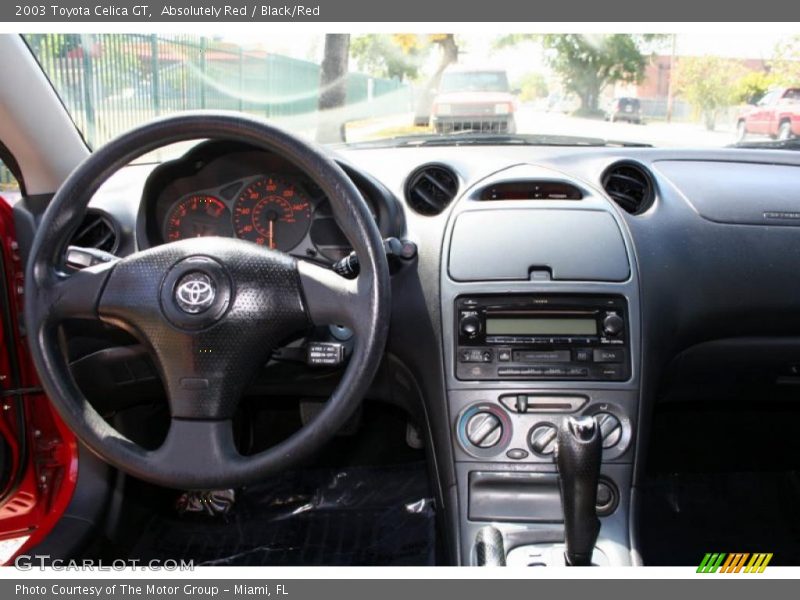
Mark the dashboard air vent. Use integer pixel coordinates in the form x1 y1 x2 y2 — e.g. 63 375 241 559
601 162 655 215
70 211 118 253
405 164 459 215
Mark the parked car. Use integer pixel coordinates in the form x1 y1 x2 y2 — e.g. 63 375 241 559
606 97 643 124
737 87 800 141
430 67 517 134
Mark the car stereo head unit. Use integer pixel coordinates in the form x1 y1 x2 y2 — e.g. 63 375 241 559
455 295 630 381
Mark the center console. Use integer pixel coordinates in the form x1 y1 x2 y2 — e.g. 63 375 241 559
440 164 640 566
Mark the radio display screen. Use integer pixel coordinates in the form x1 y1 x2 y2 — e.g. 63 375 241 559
486 317 597 336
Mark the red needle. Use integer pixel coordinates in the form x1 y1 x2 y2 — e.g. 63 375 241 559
269 219 274 249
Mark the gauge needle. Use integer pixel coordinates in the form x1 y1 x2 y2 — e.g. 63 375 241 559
269 219 274 249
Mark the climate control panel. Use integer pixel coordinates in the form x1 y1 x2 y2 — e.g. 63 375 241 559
455 394 633 462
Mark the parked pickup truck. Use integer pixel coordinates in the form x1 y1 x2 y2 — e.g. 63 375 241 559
737 87 800 141
430 67 517 134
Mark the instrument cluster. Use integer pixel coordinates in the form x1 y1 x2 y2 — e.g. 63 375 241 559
140 141 395 263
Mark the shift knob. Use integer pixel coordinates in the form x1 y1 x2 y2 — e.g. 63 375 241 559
556 415 602 566
474 525 506 566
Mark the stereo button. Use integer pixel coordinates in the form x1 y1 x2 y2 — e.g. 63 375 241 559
573 348 592 362
602 313 625 337
460 315 482 338
593 348 625 363
506 448 529 460
566 367 589 377
598 365 625 379
459 349 494 363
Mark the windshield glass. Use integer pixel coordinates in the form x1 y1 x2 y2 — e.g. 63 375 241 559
22 32 800 150
439 71 510 93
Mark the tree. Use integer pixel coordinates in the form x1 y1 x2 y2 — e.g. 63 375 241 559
24 33 81 58
674 56 746 130
771 35 800 85
496 34 652 115
516 72 549 102
413 34 459 125
348 33 459 126
317 34 350 143
732 70 781 105
350 35 425 82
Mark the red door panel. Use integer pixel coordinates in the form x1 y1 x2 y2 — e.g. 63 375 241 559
0 195 78 565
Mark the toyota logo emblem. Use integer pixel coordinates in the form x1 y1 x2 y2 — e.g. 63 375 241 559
174 272 216 314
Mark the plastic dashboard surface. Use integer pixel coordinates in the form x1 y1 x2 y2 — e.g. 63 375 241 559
448 208 630 282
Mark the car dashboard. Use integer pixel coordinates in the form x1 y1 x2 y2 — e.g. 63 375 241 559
61 137 800 567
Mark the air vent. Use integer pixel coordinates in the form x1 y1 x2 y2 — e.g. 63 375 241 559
480 181 583 201
405 165 459 215
70 211 118 253
601 162 655 215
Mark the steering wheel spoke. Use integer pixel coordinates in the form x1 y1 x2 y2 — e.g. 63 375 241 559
297 260 371 336
150 419 240 483
43 259 118 322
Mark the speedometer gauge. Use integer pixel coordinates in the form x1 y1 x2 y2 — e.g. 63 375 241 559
164 194 233 241
233 176 312 251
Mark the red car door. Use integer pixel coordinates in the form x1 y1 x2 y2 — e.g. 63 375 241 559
0 193 78 565
749 90 778 135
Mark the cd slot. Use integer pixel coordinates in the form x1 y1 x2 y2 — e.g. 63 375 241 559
512 350 570 362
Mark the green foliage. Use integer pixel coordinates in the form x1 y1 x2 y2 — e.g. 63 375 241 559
516 72 548 101
495 34 649 112
732 71 781 105
543 35 647 111
675 56 746 130
771 35 800 85
24 33 81 58
350 34 426 82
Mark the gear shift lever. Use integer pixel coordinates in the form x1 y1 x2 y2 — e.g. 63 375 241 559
556 415 601 566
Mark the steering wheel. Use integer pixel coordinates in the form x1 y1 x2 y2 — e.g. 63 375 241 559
23 113 390 489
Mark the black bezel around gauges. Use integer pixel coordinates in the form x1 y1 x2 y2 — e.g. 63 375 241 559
136 140 404 262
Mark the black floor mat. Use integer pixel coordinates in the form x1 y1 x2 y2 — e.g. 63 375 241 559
639 471 800 566
127 462 435 566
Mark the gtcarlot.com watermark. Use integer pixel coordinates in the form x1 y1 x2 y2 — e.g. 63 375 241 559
14 555 194 571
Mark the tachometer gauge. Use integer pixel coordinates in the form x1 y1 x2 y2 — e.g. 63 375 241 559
233 176 312 251
164 194 233 241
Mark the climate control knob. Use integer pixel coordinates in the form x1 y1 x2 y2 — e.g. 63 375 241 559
459 314 482 338
602 313 624 337
594 412 622 448
465 411 504 448
528 423 558 455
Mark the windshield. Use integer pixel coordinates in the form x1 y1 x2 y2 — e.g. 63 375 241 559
439 71 510 93
22 33 800 150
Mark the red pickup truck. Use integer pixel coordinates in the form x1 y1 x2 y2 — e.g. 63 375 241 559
737 87 800 141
